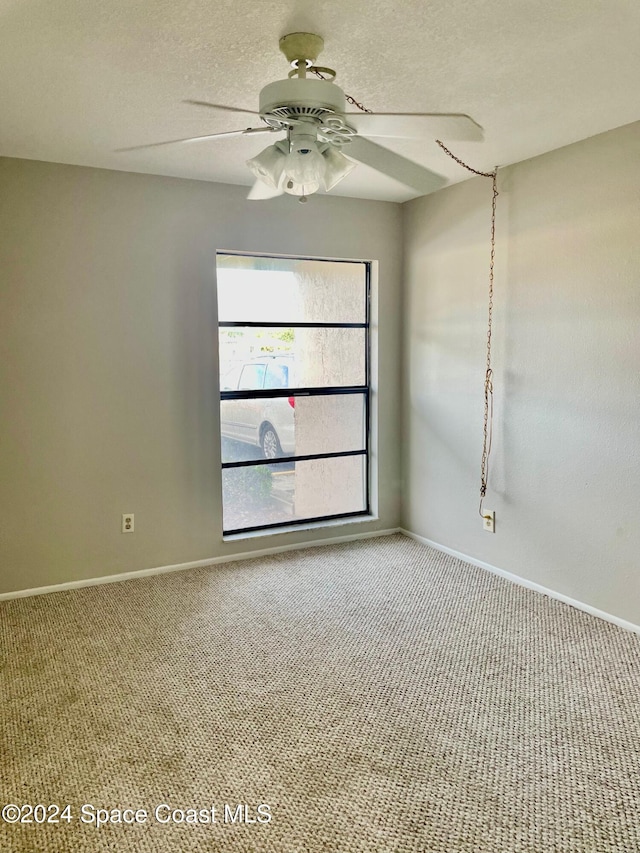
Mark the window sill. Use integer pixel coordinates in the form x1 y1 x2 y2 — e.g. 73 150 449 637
223 514 379 542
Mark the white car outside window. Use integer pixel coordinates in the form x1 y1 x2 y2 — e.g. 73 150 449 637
220 356 295 458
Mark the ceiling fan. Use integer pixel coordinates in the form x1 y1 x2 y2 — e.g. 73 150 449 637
119 32 483 202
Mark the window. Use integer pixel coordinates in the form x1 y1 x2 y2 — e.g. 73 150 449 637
216 253 371 535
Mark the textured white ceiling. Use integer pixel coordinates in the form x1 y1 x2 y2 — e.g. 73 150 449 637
1 0 639 202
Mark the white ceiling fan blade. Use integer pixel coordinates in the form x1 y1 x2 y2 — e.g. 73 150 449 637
247 180 284 200
345 113 484 142
117 126 278 153
347 136 447 195
184 100 259 116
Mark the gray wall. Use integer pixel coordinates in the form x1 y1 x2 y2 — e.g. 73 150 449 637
4 120 639 623
0 158 403 594
402 121 640 625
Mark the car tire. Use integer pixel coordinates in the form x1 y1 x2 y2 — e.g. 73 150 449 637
261 425 282 459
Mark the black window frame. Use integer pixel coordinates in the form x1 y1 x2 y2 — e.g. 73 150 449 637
218 254 371 536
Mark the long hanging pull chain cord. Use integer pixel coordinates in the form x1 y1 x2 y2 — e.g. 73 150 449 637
315 72 499 516
435 142 498 518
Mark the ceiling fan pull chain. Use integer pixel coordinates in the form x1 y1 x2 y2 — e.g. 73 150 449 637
434 139 496 179
435 141 499 519
309 66 337 81
344 92 373 114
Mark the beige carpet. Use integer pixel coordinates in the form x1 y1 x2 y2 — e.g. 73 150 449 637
1 534 639 853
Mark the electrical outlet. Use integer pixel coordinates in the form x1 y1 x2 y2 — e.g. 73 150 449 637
482 511 495 533
122 513 134 533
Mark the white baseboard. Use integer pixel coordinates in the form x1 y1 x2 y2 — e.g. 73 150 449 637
8 527 637 638
401 528 640 637
0 527 401 602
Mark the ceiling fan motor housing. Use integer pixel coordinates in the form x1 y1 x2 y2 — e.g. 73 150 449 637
259 78 346 124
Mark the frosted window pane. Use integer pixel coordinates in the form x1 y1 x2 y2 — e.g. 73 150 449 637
217 255 366 324
220 393 366 463
219 329 365 389
222 456 366 531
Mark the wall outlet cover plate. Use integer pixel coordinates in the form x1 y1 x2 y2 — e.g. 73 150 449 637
483 511 495 533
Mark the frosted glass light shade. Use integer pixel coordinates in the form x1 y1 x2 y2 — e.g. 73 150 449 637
247 138 357 199
322 147 356 191
246 145 286 189
284 147 326 186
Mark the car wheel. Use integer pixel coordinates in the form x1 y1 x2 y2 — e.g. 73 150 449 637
261 425 281 459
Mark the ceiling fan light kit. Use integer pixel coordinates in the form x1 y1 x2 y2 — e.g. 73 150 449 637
247 122 356 200
119 32 484 202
